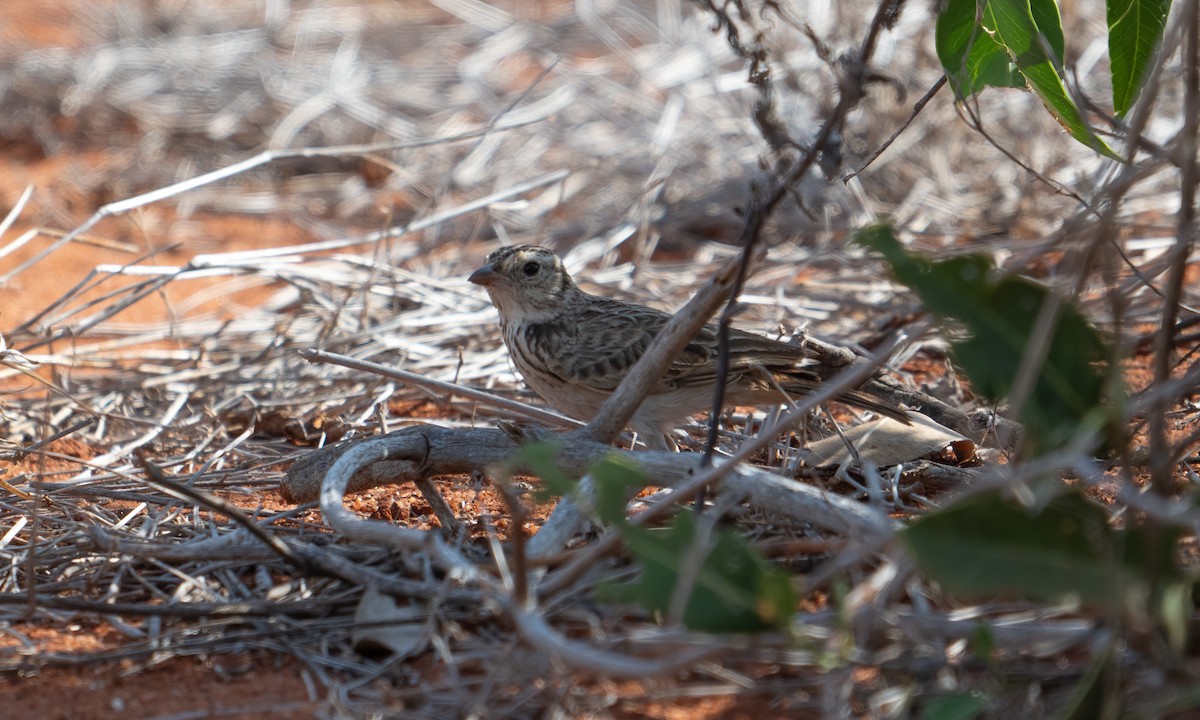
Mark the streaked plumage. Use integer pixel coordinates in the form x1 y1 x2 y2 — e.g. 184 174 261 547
469 245 904 448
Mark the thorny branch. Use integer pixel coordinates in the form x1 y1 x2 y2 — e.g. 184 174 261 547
694 0 911 468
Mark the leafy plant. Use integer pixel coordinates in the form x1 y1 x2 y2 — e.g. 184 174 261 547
856 223 1116 454
902 484 1190 717
512 442 796 632
936 0 1171 157
600 507 797 632
903 488 1183 613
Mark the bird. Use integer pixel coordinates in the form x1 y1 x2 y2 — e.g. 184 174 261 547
468 244 906 449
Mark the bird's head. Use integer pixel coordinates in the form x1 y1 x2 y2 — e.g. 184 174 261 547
468 245 579 322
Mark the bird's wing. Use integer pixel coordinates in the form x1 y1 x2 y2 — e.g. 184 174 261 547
526 296 816 393
723 328 810 370
524 297 718 393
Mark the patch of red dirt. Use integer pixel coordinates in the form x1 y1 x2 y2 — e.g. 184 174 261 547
0 652 314 720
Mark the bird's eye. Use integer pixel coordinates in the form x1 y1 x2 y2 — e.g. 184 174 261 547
522 261 540 277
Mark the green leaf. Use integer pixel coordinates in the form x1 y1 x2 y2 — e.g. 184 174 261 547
589 454 647 527
516 448 796 632
903 488 1180 612
987 0 1121 159
937 0 1025 95
937 0 1069 97
936 0 1064 95
1028 0 1066 61
921 693 988 720
856 224 1113 453
935 0 1120 159
603 510 797 632
1108 0 1171 116
513 446 652 526
510 440 574 501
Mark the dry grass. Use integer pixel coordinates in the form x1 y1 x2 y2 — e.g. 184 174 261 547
0 0 1197 718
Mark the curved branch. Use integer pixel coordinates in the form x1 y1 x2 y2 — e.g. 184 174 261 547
284 423 895 550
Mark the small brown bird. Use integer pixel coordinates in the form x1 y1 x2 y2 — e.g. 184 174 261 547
469 245 905 449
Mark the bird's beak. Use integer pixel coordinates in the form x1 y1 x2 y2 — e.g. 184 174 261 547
468 264 498 286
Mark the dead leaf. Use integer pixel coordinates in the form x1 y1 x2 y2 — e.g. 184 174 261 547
806 412 973 468
351 585 430 658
